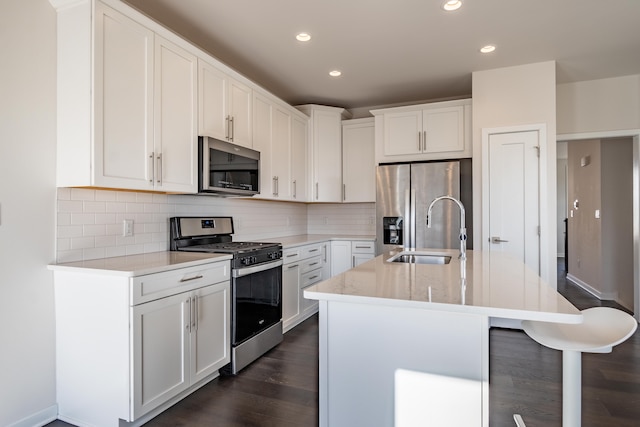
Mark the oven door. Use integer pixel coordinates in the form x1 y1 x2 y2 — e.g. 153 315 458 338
231 260 283 345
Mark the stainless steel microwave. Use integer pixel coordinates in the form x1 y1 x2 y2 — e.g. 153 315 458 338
198 136 260 196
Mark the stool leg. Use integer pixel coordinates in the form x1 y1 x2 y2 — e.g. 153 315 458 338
562 350 582 427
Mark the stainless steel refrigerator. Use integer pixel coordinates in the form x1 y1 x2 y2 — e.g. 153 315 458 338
375 160 473 255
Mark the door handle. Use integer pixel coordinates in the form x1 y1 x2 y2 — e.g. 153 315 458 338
490 236 509 244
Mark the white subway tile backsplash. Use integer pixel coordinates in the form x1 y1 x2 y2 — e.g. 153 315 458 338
70 188 95 201
56 189 375 262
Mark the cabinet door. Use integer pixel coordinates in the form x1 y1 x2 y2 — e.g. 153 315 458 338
228 79 253 148
94 2 154 190
330 241 352 276
282 262 301 331
154 36 198 192
191 282 230 383
291 115 308 201
383 110 422 156
252 92 275 199
342 121 375 203
272 105 292 199
313 110 343 202
423 106 464 153
198 59 229 142
132 293 190 418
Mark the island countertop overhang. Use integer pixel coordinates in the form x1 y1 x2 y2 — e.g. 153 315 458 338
304 249 582 323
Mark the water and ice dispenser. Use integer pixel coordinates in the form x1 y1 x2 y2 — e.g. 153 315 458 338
382 217 403 245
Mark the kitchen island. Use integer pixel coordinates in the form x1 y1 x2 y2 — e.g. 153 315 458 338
304 248 581 427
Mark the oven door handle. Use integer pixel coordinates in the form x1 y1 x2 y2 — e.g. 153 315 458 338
232 260 283 278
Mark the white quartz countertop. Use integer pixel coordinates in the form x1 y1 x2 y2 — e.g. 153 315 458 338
305 249 582 323
48 251 231 277
276 234 375 249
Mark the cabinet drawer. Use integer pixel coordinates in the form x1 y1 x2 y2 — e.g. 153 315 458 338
300 268 323 288
351 241 375 254
283 248 301 264
131 261 229 305
300 255 322 274
301 244 322 259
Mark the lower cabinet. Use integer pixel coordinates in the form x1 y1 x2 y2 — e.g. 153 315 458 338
132 281 229 418
332 240 376 275
52 258 230 427
282 243 324 332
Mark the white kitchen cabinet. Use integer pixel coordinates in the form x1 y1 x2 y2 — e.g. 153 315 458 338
331 240 352 276
351 240 376 267
371 99 471 164
342 118 375 203
296 104 351 202
154 36 198 192
282 243 324 332
53 0 198 193
198 58 253 148
132 280 228 417
254 91 309 201
331 239 376 275
291 115 309 201
51 255 230 427
282 251 301 330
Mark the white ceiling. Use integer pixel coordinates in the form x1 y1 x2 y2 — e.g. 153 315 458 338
122 0 640 110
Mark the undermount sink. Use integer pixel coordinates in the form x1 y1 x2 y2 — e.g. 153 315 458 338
387 252 452 265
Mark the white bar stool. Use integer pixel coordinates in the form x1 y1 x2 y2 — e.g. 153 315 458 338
514 307 637 427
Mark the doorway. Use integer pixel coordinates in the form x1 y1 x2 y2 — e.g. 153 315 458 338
557 130 640 319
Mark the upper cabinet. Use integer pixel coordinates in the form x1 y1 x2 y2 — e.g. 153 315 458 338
53 0 198 193
198 59 253 148
253 91 309 201
371 99 472 164
296 105 352 203
342 118 375 203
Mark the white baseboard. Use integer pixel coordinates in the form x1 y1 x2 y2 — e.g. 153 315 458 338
7 405 58 427
566 273 618 300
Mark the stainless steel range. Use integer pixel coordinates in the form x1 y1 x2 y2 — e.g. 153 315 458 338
170 216 283 375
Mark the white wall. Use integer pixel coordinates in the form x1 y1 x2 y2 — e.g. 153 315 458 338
0 1 58 425
472 61 558 286
557 75 640 135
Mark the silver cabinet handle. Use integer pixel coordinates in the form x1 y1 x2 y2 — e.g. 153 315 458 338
315 182 319 200
293 180 297 198
229 116 234 141
186 297 192 332
156 153 162 185
149 152 155 183
309 262 319 267
180 274 203 283
423 131 427 151
287 264 299 269
309 248 319 253
355 245 371 249
343 184 346 201
418 131 421 151
308 275 319 281
225 115 230 140
276 176 279 196
192 295 198 332
352 255 355 267
273 176 278 196
490 236 509 244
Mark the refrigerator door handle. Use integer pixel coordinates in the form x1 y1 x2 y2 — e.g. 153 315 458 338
404 189 411 250
410 189 416 249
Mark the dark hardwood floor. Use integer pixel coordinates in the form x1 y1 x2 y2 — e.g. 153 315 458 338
47 260 639 427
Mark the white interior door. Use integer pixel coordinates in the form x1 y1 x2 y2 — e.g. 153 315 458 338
487 131 540 273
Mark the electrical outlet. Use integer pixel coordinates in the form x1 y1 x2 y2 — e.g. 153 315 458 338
123 219 134 237
369 216 374 226
323 216 329 225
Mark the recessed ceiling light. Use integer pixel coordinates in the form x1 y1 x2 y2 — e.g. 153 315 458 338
329 70 342 77
480 45 496 54
296 32 311 42
443 1 462 11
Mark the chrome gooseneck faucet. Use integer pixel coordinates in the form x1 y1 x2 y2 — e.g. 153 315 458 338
426 195 467 261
